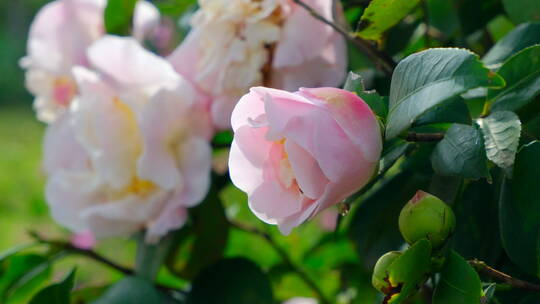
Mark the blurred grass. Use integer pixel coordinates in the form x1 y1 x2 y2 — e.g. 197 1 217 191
0 105 51 250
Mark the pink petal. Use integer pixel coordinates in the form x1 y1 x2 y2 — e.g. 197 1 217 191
284 139 328 199
229 125 273 194
300 87 382 162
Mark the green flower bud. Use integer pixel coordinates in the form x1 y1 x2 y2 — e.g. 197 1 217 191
399 190 456 248
371 251 402 293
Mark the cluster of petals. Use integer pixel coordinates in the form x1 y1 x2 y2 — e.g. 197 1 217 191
168 0 347 130
43 35 212 242
229 87 382 234
20 0 160 123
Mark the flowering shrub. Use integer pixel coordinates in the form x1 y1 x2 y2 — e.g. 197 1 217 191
4 0 540 303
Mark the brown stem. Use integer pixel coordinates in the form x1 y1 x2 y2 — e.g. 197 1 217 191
230 221 331 304
28 231 186 294
291 0 396 76
469 260 540 292
405 132 445 142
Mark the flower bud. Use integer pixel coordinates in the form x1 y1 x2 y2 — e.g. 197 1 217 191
399 190 456 248
371 251 402 293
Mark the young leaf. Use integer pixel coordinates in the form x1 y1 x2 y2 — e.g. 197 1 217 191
499 141 540 277
92 277 163 304
356 0 421 42
186 258 274 304
0 254 52 303
104 0 138 36
431 124 489 179
483 23 540 66
478 111 522 174
502 0 540 24
386 48 504 139
432 251 482 304
343 72 388 118
386 239 432 304
488 45 540 112
29 269 76 304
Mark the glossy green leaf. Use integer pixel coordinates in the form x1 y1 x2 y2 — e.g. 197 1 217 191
386 240 432 303
433 251 482 304
415 96 471 126
478 111 522 173
488 45 540 112
104 0 137 36
431 124 489 179
502 0 540 24
356 0 421 42
29 269 75 304
386 48 504 139
343 72 388 118
483 23 540 66
499 141 540 277
166 188 229 279
186 258 273 304
92 277 162 304
451 180 501 264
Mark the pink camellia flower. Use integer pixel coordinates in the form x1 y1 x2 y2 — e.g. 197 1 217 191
21 0 159 123
168 0 346 130
229 87 382 234
44 36 211 243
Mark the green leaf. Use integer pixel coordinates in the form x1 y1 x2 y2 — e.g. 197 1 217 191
499 141 540 277
0 254 52 303
431 124 489 179
483 23 540 66
343 72 388 118
166 189 230 279
454 0 502 35
386 240 432 303
415 97 471 126
386 48 504 139
104 0 138 36
451 180 501 264
502 0 540 24
92 277 162 304
433 251 482 304
488 45 540 112
29 269 75 304
521 295 540 304
478 111 522 173
186 258 274 304
378 140 413 174
356 0 421 42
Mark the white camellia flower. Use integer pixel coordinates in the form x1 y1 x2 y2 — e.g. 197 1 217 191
44 36 212 242
21 0 160 123
169 0 347 130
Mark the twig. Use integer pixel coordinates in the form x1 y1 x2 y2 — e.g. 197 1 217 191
469 260 540 292
230 221 331 304
29 231 134 275
405 132 445 142
29 231 187 294
292 0 396 76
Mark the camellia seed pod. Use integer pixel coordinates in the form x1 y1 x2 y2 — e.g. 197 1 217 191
398 190 456 248
371 251 402 293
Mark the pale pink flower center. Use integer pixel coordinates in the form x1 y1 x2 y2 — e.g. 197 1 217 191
53 77 77 106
